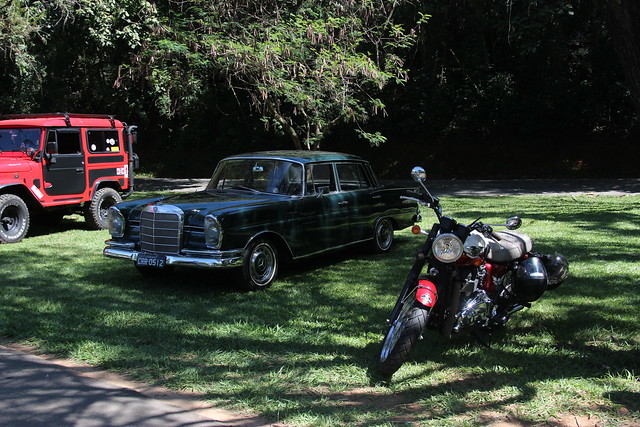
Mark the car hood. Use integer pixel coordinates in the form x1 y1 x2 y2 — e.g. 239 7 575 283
124 190 290 225
0 157 33 174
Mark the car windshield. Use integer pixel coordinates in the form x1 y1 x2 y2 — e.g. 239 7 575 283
0 128 41 153
207 158 303 196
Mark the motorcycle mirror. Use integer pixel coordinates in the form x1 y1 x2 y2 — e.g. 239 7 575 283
506 216 522 230
411 166 427 183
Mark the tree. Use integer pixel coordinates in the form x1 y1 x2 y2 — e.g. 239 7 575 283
133 0 427 149
0 0 46 110
602 0 640 117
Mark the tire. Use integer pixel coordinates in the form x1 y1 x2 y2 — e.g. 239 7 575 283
378 297 430 377
372 217 394 252
239 237 279 291
0 194 30 244
84 188 122 230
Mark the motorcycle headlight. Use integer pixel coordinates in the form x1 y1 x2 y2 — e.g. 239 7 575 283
204 215 222 249
107 206 125 238
432 233 463 263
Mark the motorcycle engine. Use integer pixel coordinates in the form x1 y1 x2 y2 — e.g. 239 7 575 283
453 290 493 333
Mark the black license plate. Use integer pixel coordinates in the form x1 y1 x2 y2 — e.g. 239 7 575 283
136 253 166 268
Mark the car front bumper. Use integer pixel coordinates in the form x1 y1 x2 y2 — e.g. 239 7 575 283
103 240 244 269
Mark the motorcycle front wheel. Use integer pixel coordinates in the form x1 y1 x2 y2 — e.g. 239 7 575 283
378 297 430 377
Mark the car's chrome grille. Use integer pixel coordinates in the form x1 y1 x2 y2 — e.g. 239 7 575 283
139 205 184 254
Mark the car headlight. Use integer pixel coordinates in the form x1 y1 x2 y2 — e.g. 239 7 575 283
204 215 222 248
107 206 125 237
432 233 463 263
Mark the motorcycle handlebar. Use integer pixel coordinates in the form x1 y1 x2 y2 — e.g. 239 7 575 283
402 191 439 208
479 224 502 241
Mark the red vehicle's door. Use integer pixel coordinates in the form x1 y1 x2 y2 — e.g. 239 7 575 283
42 129 86 196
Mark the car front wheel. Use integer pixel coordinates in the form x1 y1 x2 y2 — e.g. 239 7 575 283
0 194 30 244
239 237 279 291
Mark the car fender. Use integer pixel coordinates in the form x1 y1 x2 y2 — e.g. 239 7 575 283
0 183 43 207
88 179 123 199
244 230 294 261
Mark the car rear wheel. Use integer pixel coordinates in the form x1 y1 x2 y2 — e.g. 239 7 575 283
0 194 30 244
373 217 394 252
85 188 122 230
239 237 279 291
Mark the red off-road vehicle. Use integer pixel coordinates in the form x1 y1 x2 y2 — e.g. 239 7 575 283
0 113 138 243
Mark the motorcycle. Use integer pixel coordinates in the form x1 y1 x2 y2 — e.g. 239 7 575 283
377 167 569 377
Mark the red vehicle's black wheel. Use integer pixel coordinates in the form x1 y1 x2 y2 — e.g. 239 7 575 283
85 188 122 230
0 194 30 244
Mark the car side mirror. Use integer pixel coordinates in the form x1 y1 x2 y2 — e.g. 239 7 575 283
316 186 329 198
506 216 522 230
26 147 37 159
46 141 58 155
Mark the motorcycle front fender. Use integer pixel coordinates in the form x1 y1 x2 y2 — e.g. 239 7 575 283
416 278 438 308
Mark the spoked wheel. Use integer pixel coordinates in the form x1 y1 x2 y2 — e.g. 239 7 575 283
239 237 279 291
372 217 394 252
378 295 430 377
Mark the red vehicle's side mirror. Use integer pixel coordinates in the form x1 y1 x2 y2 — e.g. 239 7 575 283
46 140 58 155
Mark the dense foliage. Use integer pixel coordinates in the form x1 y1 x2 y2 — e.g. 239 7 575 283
0 0 637 177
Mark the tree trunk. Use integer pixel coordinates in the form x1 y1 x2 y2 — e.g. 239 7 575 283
602 0 640 117
266 101 303 150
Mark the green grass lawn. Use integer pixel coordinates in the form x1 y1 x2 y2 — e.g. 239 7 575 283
1 193 639 425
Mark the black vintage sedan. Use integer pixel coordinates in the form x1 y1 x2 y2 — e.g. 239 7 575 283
104 151 417 290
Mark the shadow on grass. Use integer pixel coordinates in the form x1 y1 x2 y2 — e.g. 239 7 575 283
1 195 639 424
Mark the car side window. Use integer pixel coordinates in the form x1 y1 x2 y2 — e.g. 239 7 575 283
87 130 120 153
336 163 372 191
54 130 82 155
306 163 337 195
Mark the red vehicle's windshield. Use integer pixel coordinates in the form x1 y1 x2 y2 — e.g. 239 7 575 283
0 128 41 153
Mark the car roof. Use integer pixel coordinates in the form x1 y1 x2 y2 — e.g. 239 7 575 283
0 113 124 128
224 150 366 164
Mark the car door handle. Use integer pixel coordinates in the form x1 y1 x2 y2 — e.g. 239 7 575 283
76 168 84 173
338 201 349 206
372 195 382 199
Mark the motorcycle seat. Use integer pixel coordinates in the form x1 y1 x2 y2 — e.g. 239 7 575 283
485 230 533 262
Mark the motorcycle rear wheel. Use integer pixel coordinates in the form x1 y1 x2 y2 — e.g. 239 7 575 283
378 298 429 377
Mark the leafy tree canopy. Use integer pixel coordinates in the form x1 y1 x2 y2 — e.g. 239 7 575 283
129 0 428 149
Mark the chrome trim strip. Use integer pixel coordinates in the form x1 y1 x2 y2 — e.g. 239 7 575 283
103 246 244 269
291 236 373 260
104 240 136 249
